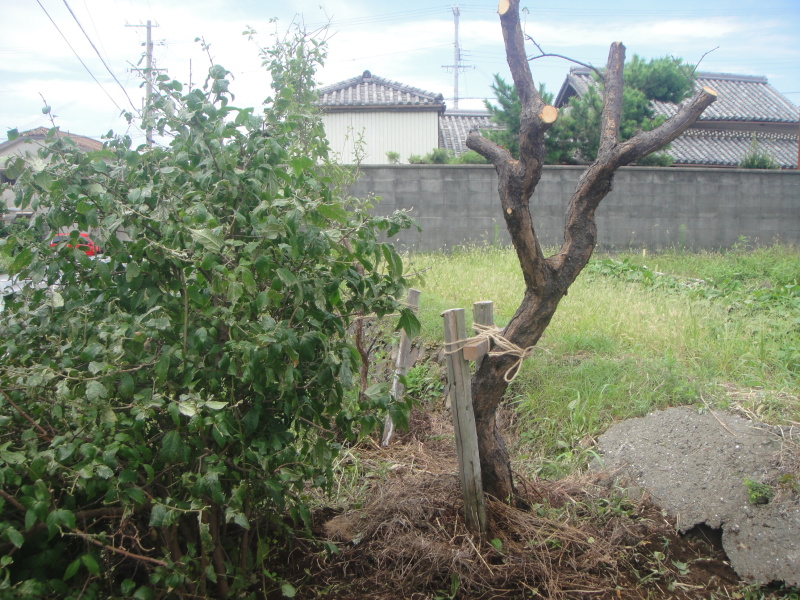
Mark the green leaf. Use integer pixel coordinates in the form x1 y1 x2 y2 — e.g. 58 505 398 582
382 244 403 276
51 291 64 308
88 361 105 375
276 268 296 285
7 128 19 141
63 557 81 580
160 430 182 462
149 504 167 527
133 586 154 600
95 464 114 479
155 350 171 382
281 583 297 598
33 171 53 191
118 373 135 398
121 579 136 595
81 553 101 575
125 261 141 281
397 307 421 337
5 527 24 549
178 400 197 417
86 381 108 401
189 228 224 253
10 247 32 272
317 204 349 223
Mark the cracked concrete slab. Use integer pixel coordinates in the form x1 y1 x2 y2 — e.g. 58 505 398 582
595 406 800 585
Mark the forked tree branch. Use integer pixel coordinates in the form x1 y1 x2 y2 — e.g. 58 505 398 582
598 43 625 158
552 84 717 284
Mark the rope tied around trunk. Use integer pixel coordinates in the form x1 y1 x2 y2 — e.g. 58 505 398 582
443 322 541 382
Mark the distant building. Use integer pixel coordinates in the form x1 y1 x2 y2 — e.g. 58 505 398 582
555 69 799 169
1 127 103 222
317 70 446 165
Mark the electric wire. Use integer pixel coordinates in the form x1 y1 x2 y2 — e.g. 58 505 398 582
61 0 139 112
35 0 126 114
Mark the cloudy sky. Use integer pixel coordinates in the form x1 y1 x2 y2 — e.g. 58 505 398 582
2 0 798 145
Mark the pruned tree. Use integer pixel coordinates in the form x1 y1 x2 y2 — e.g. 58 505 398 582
466 0 717 502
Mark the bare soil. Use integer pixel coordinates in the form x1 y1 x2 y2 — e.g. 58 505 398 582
267 406 798 599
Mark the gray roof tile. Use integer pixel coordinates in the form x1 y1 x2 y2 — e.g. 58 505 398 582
557 68 799 123
439 110 497 154
317 70 444 109
666 130 798 169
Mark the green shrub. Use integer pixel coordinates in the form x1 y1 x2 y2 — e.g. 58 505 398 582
0 26 417 599
407 148 453 164
739 136 779 169
453 150 489 164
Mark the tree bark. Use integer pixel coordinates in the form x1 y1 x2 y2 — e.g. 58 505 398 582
466 0 717 502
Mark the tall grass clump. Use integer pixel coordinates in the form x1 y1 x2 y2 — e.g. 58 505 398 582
410 244 800 478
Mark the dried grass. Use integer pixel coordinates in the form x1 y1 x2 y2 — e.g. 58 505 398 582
312 442 728 599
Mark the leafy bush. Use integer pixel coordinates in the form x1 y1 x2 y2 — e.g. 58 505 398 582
452 150 489 165
0 27 417 599
407 148 453 164
739 136 779 169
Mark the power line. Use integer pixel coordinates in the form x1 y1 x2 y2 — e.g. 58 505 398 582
308 6 448 29
329 43 451 63
35 0 125 114
61 0 139 112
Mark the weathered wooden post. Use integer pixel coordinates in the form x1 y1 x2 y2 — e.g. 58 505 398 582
442 308 487 534
382 289 421 447
464 300 494 368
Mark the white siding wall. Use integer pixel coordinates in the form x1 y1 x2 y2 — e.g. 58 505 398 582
321 111 440 165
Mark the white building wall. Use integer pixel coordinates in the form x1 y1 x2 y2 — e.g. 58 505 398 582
321 111 440 165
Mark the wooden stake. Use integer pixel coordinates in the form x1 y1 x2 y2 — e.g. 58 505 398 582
472 301 495 370
382 289 421 447
442 308 487 534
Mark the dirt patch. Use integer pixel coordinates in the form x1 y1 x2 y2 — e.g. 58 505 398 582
277 408 756 599
595 405 800 585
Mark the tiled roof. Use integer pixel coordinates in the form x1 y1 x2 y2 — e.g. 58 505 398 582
666 130 798 169
439 110 498 154
0 128 104 170
23 126 103 150
556 68 799 123
317 70 445 110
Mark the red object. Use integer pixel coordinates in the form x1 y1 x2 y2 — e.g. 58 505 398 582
50 233 102 256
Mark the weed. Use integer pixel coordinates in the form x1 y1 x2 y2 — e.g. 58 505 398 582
743 478 775 505
777 473 799 494
402 363 444 405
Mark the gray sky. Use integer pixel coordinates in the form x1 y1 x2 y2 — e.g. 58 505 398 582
2 0 798 145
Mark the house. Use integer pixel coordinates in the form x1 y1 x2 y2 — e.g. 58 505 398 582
317 70 446 164
1 127 103 222
555 68 799 169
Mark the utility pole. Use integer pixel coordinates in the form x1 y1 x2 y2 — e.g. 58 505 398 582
126 20 159 146
452 6 460 109
442 6 474 109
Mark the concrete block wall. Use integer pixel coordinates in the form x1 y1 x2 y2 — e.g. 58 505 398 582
350 165 800 252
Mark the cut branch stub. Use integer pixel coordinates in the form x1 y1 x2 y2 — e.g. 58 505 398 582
497 0 511 15
539 105 558 124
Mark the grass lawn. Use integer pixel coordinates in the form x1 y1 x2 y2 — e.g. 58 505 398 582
407 243 800 478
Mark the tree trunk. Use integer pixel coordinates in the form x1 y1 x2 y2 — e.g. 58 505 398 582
467 0 717 502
